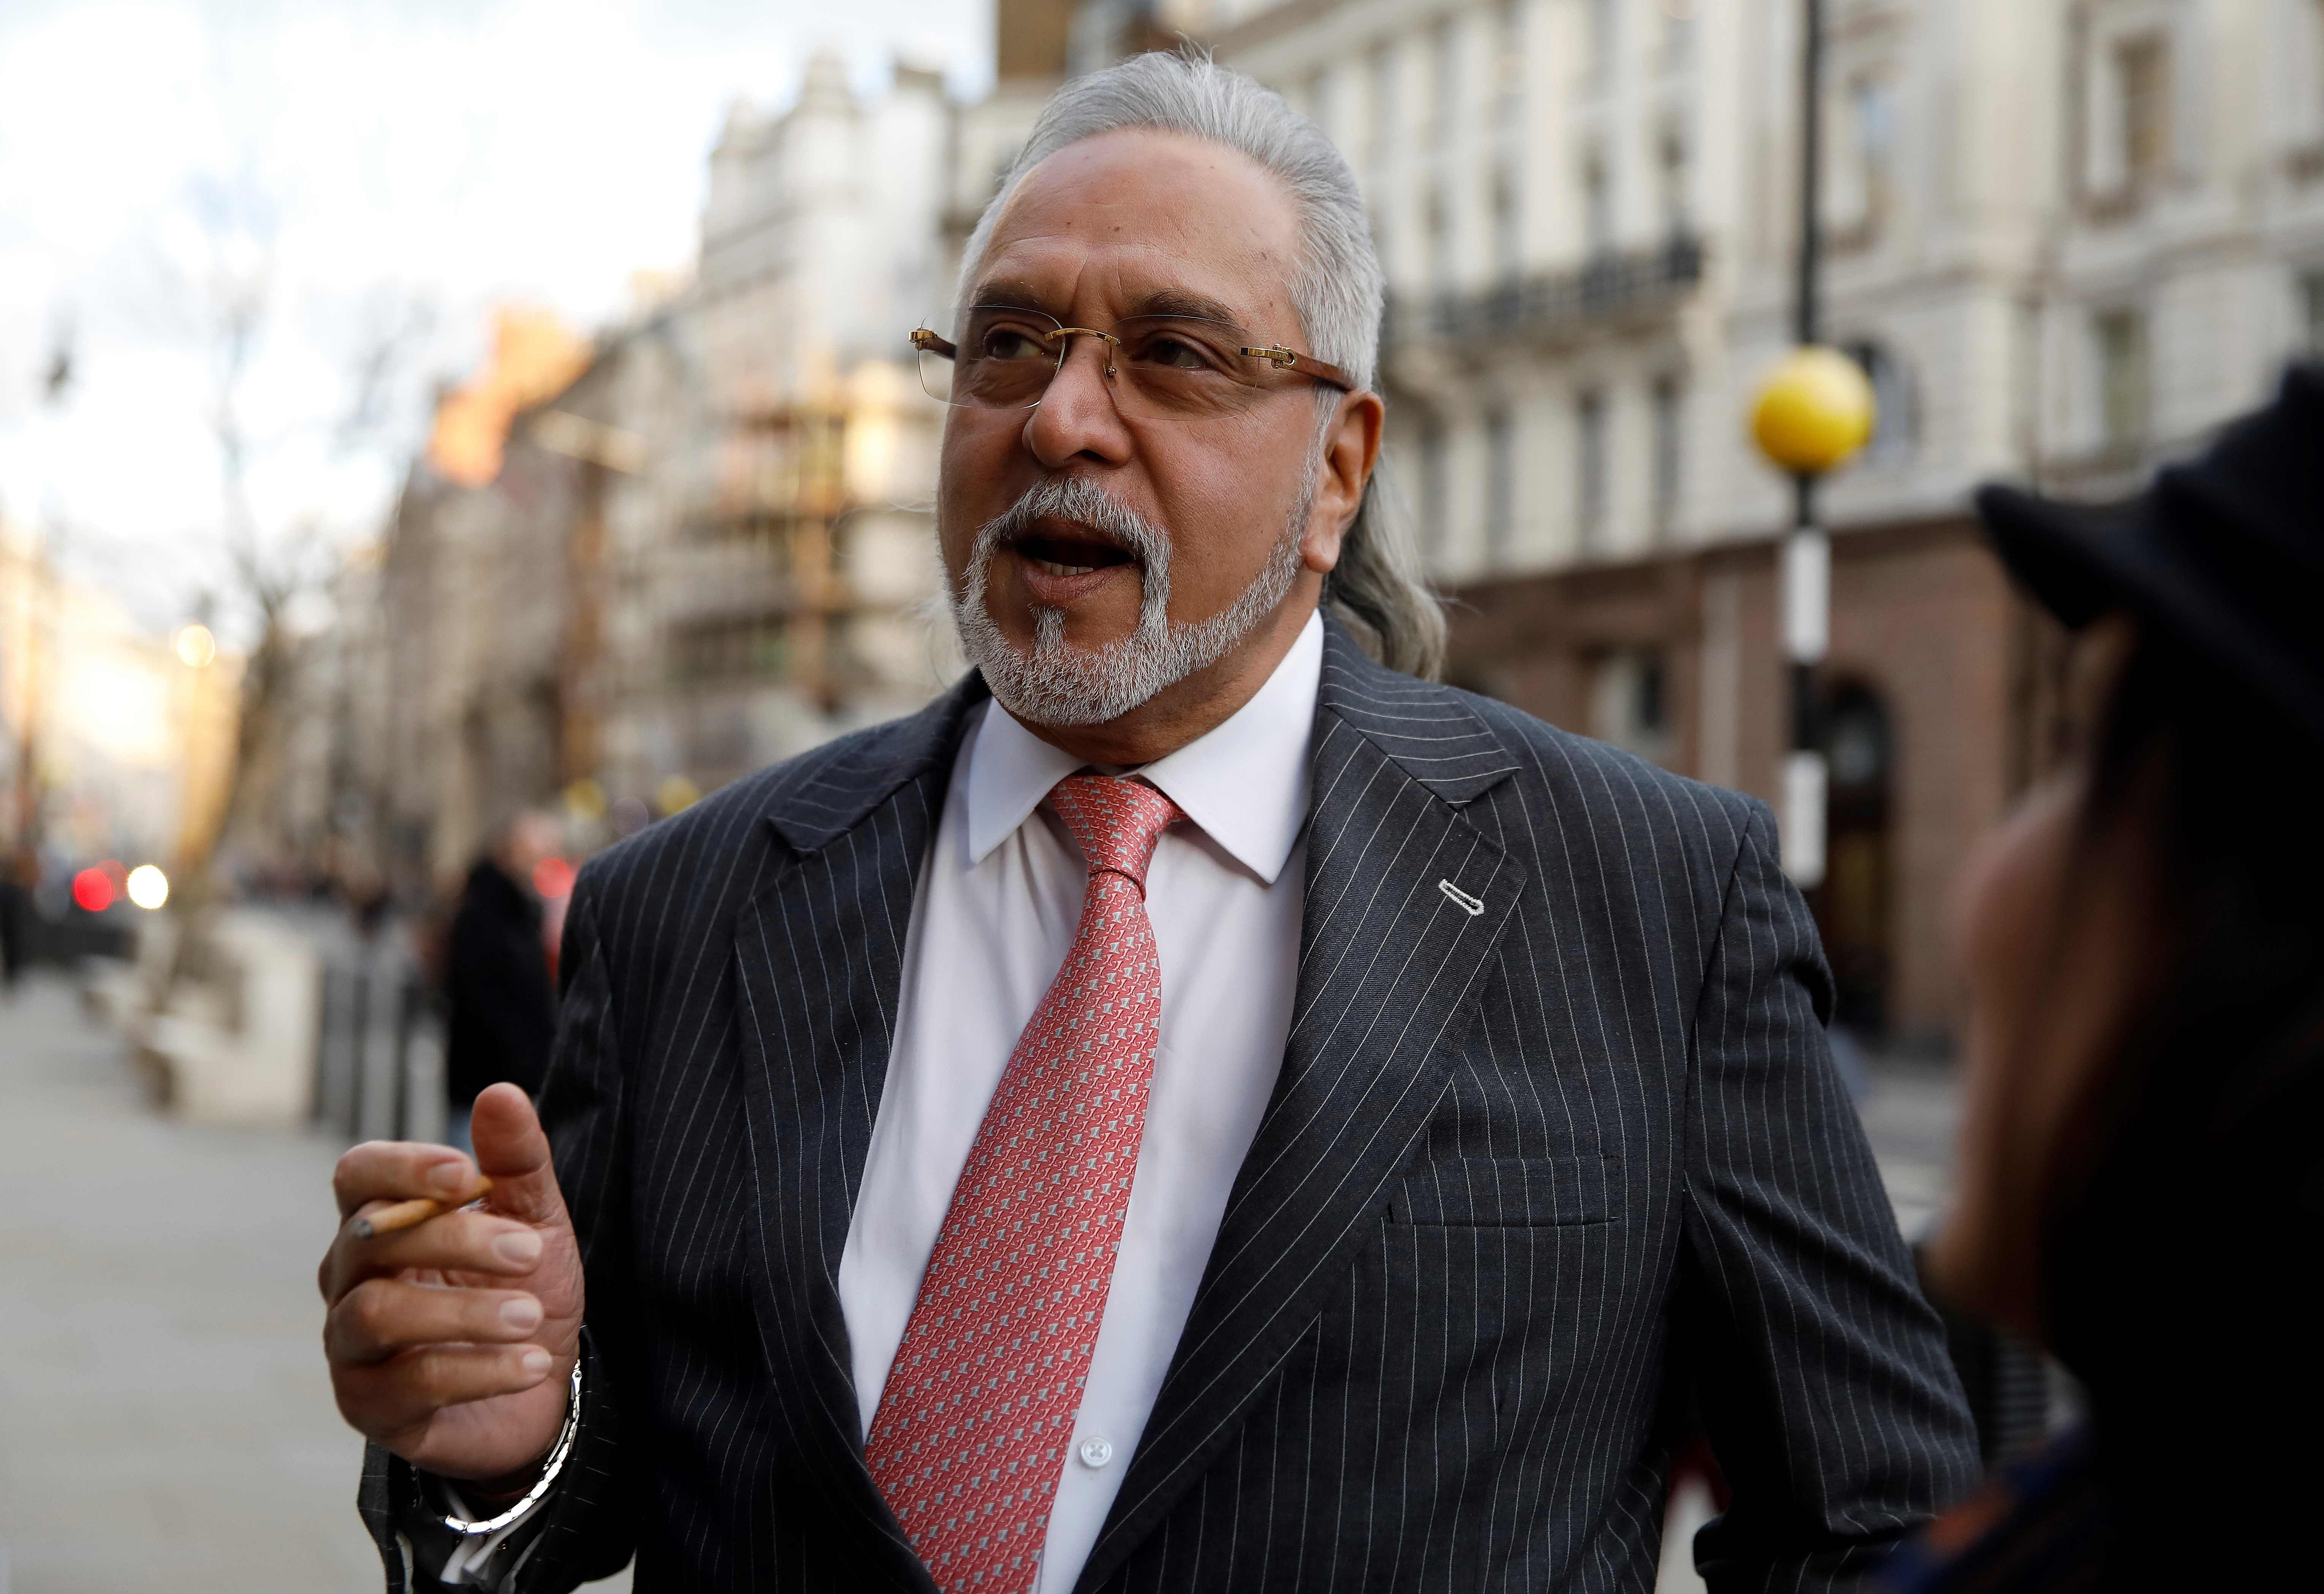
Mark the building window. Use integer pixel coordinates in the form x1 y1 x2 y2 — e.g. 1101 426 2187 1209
1425 187 1451 289
1583 150 1613 259
1493 163 1521 280
1659 129 1690 244
1842 339 1915 463
1650 375 1684 538
2095 309 2151 453
1420 416 1448 537
1660 0 1696 65
1430 17 1456 141
2116 34 2171 196
1590 0 1617 84
1837 74 1897 242
1576 388 1608 551
1368 43 1397 182
1496 0 1525 130
674 616 788 684
2301 0 2324 147
1485 406 1515 563
1590 647 1671 764
2303 271 2324 359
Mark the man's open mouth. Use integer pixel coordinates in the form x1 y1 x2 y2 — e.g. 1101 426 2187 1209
1009 523 1139 579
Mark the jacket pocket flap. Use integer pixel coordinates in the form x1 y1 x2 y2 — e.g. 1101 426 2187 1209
1391 1155 1615 1226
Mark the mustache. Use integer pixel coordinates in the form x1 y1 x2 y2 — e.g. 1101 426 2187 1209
972 476 1172 575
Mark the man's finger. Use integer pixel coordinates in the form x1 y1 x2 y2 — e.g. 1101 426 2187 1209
322 1208 545 1304
333 1141 480 1221
326 1279 544 1366
469 1083 568 1228
333 1343 556 1438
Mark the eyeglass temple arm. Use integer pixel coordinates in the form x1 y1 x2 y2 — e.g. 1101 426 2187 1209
910 327 958 360
1240 345 1358 393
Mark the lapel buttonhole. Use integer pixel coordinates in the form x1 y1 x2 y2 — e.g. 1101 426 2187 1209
1437 879 1485 917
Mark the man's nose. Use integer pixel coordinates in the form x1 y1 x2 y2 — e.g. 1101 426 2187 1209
1022 336 1132 469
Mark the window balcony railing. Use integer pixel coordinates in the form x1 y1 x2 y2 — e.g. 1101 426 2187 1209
1383 234 1706 349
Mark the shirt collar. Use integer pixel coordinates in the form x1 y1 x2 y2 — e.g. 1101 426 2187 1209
963 608 1322 885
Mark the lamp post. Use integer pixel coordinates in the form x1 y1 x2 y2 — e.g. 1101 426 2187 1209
1750 0 1874 891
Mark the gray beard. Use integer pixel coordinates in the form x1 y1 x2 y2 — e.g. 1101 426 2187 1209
948 467 1314 729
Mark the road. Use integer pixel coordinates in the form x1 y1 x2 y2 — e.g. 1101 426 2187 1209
0 969 627 1592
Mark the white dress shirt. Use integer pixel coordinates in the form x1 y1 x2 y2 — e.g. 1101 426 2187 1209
838 609 1322 1593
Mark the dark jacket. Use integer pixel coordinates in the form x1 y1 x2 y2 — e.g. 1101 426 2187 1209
444 858 556 1107
364 621 1978 1591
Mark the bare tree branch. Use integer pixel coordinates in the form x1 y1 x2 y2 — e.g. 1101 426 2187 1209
336 288 438 456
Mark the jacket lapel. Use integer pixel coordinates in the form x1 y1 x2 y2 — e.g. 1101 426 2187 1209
729 674 987 1589
1077 624 1527 1589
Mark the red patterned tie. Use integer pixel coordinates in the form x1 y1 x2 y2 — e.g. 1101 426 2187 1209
866 774 1184 1592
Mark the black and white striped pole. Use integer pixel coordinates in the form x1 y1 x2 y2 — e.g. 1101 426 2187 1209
1750 0 1874 890
1781 488 1831 889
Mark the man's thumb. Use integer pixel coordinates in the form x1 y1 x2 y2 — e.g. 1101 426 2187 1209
470 1082 564 1225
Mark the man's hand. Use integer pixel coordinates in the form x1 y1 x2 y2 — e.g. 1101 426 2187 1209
321 1083 585 1487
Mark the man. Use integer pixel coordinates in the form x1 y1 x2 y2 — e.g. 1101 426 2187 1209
322 53 1975 1593
441 811 561 1152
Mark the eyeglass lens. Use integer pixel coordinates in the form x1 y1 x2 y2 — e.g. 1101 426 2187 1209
918 307 1281 420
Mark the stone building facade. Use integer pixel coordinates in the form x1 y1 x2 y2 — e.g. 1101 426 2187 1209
1145 0 2324 1041
370 54 968 891
378 423 588 886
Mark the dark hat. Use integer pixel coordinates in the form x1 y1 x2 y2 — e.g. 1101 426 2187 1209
1976 362 2324 745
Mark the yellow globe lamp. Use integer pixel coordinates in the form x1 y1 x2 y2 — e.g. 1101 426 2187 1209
1751 347 1878 478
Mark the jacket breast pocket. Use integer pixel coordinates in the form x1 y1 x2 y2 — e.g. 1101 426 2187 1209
1388 1154 1616 1227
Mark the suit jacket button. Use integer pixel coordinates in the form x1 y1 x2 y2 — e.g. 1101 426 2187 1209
1077 1435 1114 1469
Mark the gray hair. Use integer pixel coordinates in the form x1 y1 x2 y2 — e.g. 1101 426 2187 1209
958 48 1446 680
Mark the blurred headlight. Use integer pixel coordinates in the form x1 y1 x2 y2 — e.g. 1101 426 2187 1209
126 864 170 910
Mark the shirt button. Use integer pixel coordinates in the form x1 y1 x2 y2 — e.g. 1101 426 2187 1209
1077 1435 1114 1469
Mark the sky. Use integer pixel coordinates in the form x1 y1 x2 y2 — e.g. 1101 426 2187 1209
0 0 994 639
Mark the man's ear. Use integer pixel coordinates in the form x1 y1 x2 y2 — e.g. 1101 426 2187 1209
1303 389 1386 576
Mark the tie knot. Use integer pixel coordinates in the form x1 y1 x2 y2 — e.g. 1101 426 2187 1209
1048 774 1183 891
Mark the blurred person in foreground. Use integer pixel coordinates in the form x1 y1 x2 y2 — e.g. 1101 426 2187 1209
442 810 561 1153
318 52 1973 1592
1883 364 2324 1592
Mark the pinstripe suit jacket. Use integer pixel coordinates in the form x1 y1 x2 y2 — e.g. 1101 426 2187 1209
362 619 1976 1592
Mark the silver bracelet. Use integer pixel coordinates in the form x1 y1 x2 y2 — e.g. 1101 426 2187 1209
438 1356 584 1537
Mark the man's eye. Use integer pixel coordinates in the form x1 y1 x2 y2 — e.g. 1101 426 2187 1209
1138 337 1210 370
981 330 1047 360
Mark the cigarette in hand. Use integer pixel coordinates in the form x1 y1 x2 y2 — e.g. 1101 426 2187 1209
351 1176 494 1240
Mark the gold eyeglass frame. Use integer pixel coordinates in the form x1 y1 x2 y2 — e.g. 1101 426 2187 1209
910 314 1358 404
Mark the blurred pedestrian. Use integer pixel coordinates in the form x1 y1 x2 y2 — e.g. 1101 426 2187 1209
0 845 33 990
338 855 392 945
1886 364 2324 1591
442 810 560 1153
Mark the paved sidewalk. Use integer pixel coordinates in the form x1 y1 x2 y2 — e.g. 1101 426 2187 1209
0 970 629 1592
